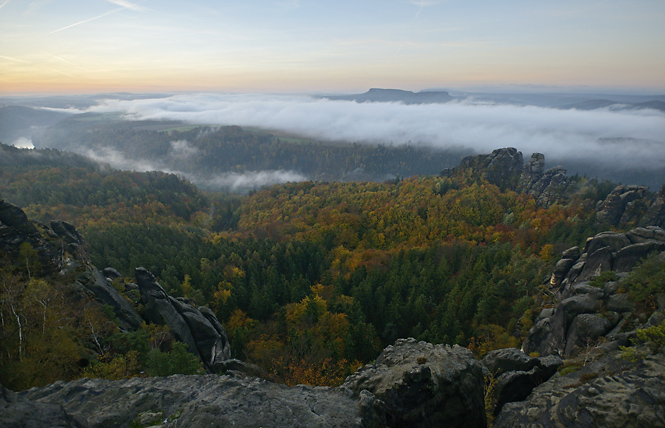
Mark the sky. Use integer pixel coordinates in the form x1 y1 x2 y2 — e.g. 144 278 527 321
1 0 664 94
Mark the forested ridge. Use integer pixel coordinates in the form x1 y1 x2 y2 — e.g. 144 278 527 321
0 143 656 390
34 115 471 184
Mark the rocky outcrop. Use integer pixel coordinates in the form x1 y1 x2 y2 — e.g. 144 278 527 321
441 147 523 190
0 199 64 274
343 338 487 428
135 267 232 372
518 153 572 207
640 184 665 228
0 200 231 374
16 374 383 428
523 227 665 358
495 351 665 428
496 224 665 427
596 185 649 226
50 221 83 251
552 228 665 290
76 267 143 331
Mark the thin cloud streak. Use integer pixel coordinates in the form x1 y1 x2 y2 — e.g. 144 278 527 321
82 93 665 170
0 55 28 63
47 8 122 34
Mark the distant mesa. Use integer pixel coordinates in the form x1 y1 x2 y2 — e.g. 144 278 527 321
324 88 454 104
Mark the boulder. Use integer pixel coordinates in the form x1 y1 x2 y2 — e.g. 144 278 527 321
560 294 602 315
343 338 487 428
563 314 612 357
482 348 538 376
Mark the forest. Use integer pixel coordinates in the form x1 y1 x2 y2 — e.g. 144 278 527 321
0 142 646 390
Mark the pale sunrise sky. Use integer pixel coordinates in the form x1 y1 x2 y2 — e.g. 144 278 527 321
1 0 664 94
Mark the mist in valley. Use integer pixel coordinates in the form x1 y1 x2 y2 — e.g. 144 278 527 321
3 90 665 190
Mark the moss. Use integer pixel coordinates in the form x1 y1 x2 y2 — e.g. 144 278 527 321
558 362 583 376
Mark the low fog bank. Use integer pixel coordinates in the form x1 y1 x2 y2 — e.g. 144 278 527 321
78 93 665 172
11 137 34 149
196 170 308 192
83 146 307 193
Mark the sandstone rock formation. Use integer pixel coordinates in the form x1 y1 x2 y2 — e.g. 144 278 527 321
0 199 62 274
441 147 524 190
518 153 572 207
343 338 487 428
496 223 665 427
136 267 232 372
596 184 649 226
640 184 665 228
76 267 143 331
495 351 665 428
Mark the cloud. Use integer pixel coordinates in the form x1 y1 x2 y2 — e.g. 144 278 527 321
84 93 665 171
82 146 166 173
12 137 34 149
199 170 308 192
170 139 198 158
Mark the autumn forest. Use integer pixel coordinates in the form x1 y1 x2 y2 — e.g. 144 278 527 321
0 138 638 390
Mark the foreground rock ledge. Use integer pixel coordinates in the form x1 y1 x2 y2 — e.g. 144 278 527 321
14 374 381 428
2 338 487 428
